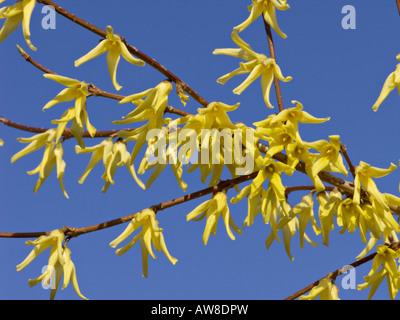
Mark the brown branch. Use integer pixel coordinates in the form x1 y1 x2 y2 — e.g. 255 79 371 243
397 0 400 15
340 143 356 179
18 46 191 119
36 0 210 108
263 18 285 113
285 185 335 197
0 114 134 138
284 241 400 300
0 171 259 239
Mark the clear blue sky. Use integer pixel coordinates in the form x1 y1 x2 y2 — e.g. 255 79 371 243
1 0 400 300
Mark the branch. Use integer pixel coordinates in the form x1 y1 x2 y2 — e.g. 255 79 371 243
0 171 259 239
340 142 356 179
36 0 210 108
263 18 285 112
17 46 191 118
397 0 400 15
0 114 134 139
284 241 400 300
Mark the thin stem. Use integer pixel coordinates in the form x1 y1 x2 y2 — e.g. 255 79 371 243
0 114 133 138
285 185 335 197
340 143 356 179
397 0 400 15
263 18 285 112
36 0 210 108
284 241 400 300
0 171 259 239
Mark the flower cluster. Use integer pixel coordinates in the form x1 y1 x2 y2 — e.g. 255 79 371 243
16 229 87 300
110 208 177 278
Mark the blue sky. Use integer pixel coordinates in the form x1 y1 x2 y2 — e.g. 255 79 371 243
1 0 400 300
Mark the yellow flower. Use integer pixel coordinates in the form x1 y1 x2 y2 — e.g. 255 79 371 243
137 129 188 191
187 192 242 245
0 138 3 146
76 139 145 192
353 161 397 211
304 135 348 192
277 193 320 248
213 30 291 108
316 189 342 247
75 25 145 91
198 101 239 130
43 74 90 128
0 0 37 50
110 208 177 278
16 230 87 300
52 105 97 148
269 101 330 131
11 130 68 198
116 81 172 128
299 278 340 300
234 0 290 38
358 245 400 300
372 56 400 111
231 158 292 229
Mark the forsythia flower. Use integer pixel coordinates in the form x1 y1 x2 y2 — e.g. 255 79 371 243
270 101 330 132
0 0 37 50
358 244 400 300
16 229 87 300
52 105 97 149
276 193 320 249
0 138 3 146
109 208 177 278
316 188 342 246
187 192 243 245
43 74 91 129
11 129 69 198
137 129 188 192
74 25 145 91
299 278 340 300
213 30 291 108
76 139 145 192
234 0 290 39
372 55 400 111
353 161 397 211
304 135 348 192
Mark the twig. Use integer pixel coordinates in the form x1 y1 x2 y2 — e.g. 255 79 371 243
0 114 134 138
0 171 259 239
340 143 356 179
397 0 400 15
36 0 210 108
263 18 285 113
284 241 400 300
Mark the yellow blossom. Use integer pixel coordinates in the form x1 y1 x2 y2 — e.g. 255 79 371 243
0 0 37 50
11 130 68 198
187 192 242 245
0 138 3 146
76 139 145 192
234 0 290 38
43 74 90 129
358 245 400 300
213 30 291 108
304 135 348 192
316 189 342 247
276 193 320 249
353 161 397 211
75 25 145 91
17 229 87 300
269 101 330 131
52 105 97 148
110 208 177 278
299 278 340 300
372 56 400 111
